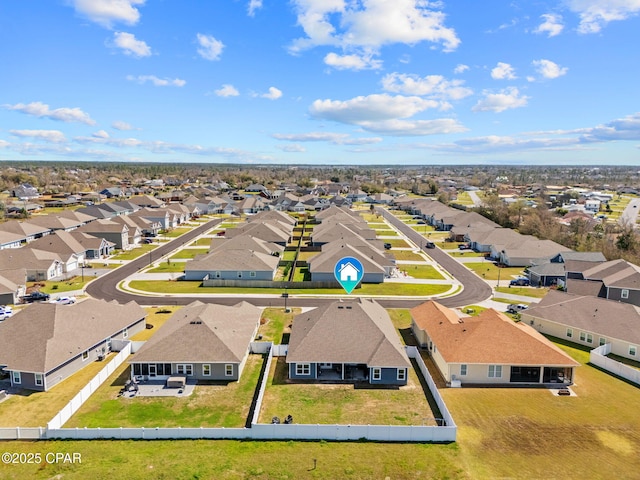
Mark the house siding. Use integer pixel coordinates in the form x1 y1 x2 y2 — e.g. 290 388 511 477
370 367 407 386
411 320 429 348
288 362 318 380
607 287 640 307
11 371 43 391
184 269 275 282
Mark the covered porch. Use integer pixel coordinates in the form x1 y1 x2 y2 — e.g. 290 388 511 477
316 363 369 382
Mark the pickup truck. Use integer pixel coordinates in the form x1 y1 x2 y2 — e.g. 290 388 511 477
22 291 51 303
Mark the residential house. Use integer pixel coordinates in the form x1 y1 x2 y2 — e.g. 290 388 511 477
307 242 391 283
0 231 23 250
27 214 84 232
110 216 143 246
26 231 87 273
410 300 579 385
69 231 115 259
0 299 146 391
130 301 261 381
127 195 165 208
184 244 280 281
0 248 63 281
78 219 130 250
225 221 292 246
0 220 50 243
0 269 26 305
11 183 39 200
287 299 410 385
522 290 640 362
129 207 171 231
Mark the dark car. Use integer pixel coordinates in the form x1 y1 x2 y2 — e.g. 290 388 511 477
383 242 392 250
425 241 435 249
143 238 153 244
509 277 530 286
22 291 51 303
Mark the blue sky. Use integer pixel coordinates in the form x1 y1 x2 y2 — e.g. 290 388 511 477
1 0 639 165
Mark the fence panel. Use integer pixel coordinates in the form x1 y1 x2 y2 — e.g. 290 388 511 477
591 344 640 386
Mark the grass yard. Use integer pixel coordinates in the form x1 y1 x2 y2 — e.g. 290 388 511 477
359 212 384 222
281 250 297 262
130 307 178 341
374 228 399 236
453 191 474 206
169 248 208 259
29 276 90 294
110 244 157 261
297 250 319 261
465 262 524 280
385 238 412 248
65 354 265 429
258 307 300 343
87 262 121 269
399 264 446 280
459 305 488 316
393 250 426 261
146 261 186 273
292 266 310 281
0 353 117 427
188 237 213 246
126 280 452 297
495 286 550 298
259 357 436 426
448 251 486 257
162 227 192 238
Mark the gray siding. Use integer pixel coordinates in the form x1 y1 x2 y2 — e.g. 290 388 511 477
370 367 407 386
184 269 275 282
288 362 318 380
607 287 640 307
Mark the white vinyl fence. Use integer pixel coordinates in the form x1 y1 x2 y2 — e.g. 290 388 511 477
47 342 132 430
590 343 640 386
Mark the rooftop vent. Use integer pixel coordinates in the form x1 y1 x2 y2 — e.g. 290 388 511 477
190 320 202 325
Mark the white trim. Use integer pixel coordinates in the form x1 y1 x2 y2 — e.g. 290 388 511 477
12 371 21 385
123 327 128 339
566 328 573 338
35 373 43 387
82 350 89 361
176 364 193 376
630 345 637 357
488 365 502 378
295 363 310 376
397 368 406 381
621 289 630 299
203 364 211 376
372 367 382 381
460 364 467 376
225 364 233 377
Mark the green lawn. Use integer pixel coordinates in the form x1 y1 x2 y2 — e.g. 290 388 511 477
459 305 488 316
162 227 192 238
448 251 485 257
292 266 310 281
374 229 399 236
495 286 550 298
259 357 436 426
169 248 208 259
398 264 445 280
146 262 186 273
110 244 157 261
188 237 213 246
126 280 451 297
65 354 265 428
385 238 412 248
297 250 319 261
281 250 297 262
393 250 426 261
29 276 90 294
465 262 524 280
257 307 300 343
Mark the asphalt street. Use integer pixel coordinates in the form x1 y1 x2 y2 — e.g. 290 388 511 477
86 211 492 309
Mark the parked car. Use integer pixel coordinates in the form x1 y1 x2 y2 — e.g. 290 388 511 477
21 291 50 303
142 238 153 244
509 277 530 286
458 244 471 250
383 242 392 250
507 303 528 314
0 306 13 321
49 296 76 305
416 220 426 224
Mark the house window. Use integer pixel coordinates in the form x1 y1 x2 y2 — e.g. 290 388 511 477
586 333 593 344
460 364 468 376
296 363 310 376
599 337 607 346
237 271 243 278
123 327 128 338
225 364 234 377
203 364 211 376
579 332 586 342
397 369 406 381
35 373 43 387
82 351 89 361
566 328 573 338
488 365 502 378
630 345 637 357
372 367 382 381
176 364 193 376
250 271 256 278
12 371 21 385
621 289 629 299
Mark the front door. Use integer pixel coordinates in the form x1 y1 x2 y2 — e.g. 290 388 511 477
149 364 157 377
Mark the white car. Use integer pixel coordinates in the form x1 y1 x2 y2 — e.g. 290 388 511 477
0 306 13 320
49 296 76 305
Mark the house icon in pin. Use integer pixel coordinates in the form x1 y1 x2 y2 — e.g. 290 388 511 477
338 261 360 282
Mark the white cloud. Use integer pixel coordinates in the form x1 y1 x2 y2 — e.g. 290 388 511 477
579 112 640 142
355 118 467 136
113 31 151 57
289 0 460 54
472 87 529 113
534 13 564 37
261 87 283 100
454 64 469 74
277 144 306 152
72 0 145 28
310 93 439 124
215 84 240 97
3 101 96 125
196 33 224 61
566 0 640 33
272 132 382 145
491 62 517 80
93 130 110 138
10 129 67 143
532 59 568 79
126 75 186 87
248 0 262 16
112 120 135 130
381 73 473 102
324 52 382 70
